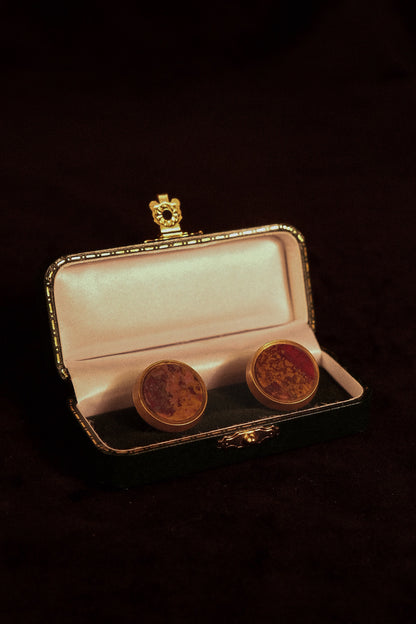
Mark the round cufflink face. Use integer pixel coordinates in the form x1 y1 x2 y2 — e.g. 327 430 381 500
132 361 207 432
246 340 319 411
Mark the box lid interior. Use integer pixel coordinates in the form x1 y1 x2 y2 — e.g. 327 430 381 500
48 226 323 417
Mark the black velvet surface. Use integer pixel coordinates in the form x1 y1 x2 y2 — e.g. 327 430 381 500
1 1 415 622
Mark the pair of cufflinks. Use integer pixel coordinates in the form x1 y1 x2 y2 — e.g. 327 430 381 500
132 340 320 433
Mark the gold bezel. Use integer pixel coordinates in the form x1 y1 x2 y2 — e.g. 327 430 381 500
246 339 320 411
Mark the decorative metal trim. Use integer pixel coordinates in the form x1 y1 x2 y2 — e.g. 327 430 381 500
217 424 280 449
148 194 186 239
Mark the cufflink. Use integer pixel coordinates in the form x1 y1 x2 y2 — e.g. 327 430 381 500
246 340 319 411
132 361 207 432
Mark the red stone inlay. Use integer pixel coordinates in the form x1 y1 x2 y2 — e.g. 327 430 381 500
254 343 317 402
142 363 205 424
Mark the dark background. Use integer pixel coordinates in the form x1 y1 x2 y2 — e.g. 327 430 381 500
1 1 415 622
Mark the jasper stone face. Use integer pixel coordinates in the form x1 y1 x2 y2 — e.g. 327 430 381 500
142 362 205 424
254 343 318 403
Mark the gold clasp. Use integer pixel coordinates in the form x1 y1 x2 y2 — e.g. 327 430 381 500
217 424 280 450
148 194 187 240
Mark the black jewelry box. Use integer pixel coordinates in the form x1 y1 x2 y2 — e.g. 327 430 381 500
45 195 370 487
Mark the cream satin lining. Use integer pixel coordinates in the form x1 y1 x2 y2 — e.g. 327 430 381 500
53 231 363 418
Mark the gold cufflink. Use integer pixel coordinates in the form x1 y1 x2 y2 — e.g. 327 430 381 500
246 340 319 411
132 361 207 432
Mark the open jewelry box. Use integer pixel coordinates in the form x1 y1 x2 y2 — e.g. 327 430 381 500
45 195 370 487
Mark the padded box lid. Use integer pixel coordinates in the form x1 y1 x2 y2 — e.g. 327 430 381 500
45 222 320 417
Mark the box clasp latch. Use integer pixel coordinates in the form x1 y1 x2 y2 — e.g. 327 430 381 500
148 194 189 240
217 424 280 450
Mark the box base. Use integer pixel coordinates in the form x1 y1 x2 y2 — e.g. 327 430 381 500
67 365 370 488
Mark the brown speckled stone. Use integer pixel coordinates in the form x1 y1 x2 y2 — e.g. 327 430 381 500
143 362 204 422
137 362 207 429
254 343 317 402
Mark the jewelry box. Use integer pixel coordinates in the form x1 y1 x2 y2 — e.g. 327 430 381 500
45 194 370 487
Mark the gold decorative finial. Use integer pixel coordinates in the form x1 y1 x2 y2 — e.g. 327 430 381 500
149 194 187 239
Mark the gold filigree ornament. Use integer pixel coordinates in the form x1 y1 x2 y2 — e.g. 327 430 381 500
149 194 187 239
